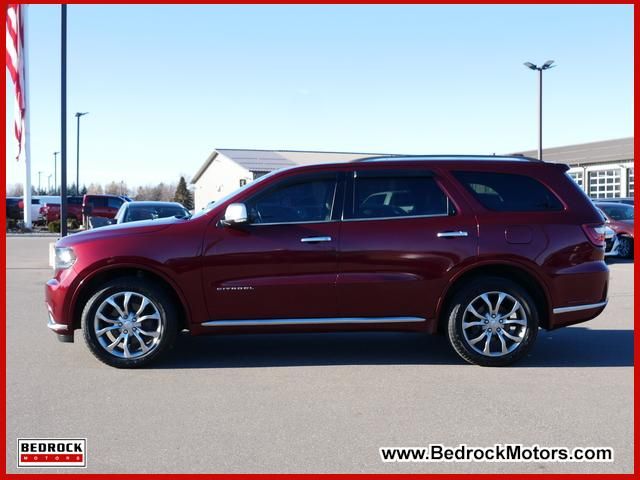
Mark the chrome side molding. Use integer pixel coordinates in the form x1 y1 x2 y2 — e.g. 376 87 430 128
201 317 426 327
552 300 608 314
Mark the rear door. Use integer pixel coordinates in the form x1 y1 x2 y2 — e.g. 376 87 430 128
337 168 478 322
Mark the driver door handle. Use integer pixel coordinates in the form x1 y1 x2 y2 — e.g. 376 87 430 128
300 236 332 243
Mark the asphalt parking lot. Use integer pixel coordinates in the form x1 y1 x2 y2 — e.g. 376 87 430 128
6 236 634 473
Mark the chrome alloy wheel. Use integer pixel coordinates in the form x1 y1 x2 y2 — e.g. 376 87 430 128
93 291 163 359
461 291 528 357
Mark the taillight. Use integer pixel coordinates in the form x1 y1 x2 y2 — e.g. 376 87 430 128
582 223 606 247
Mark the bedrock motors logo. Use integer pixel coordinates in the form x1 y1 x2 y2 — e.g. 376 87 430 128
17 439 86 468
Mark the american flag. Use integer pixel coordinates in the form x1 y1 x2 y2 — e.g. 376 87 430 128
6 4 25 161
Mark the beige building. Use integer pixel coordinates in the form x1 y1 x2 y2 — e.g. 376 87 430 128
190 149 384 211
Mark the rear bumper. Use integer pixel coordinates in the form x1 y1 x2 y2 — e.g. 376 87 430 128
547 261 609 329
552 299 608 315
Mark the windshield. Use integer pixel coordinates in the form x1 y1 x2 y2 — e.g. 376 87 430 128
599 203 634 221
190 170 281 220
125 205 189 223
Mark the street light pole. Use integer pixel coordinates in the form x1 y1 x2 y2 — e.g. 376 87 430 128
61 5 68 237
37 171 42 193
48 174 52 193
53 151 59 194
75 111 88 195
524 60 556 161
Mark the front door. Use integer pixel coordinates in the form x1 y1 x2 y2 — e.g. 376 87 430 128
201 171 343 321
337 168 477 321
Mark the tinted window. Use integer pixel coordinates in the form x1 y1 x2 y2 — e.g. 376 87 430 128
88 197 108 207
454 171 563 212
349 173 451 219
68 196 83 205
107 197 124 209
247 176 337 224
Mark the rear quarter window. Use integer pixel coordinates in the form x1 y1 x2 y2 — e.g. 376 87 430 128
454 171 563 212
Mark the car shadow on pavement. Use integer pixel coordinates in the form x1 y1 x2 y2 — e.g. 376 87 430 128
154 327 633 369
605 257 634 265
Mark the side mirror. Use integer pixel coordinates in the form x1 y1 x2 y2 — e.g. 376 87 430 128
222 203 248 226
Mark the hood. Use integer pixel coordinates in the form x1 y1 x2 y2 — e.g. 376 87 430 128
57 216 185 247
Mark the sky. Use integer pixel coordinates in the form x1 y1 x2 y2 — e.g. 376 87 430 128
5 4 634 189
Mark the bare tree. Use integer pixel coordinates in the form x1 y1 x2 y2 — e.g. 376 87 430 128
6 183 24 196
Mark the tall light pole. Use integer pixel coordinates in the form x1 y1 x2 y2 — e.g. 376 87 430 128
523 60 555 160
75 111 89 195
53 151 59 194
48 174 52 193
61 5 68 237
37 171 43 193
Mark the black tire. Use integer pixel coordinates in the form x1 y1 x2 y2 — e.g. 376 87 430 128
81 277 178 368
617 236 633 259
446 276 539 367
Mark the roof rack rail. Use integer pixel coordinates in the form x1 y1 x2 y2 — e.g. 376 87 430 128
354 154 542 163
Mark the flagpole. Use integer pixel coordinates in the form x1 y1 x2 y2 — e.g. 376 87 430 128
22 4 32 229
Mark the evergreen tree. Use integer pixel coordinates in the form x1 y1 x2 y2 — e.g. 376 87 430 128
173 176 194 209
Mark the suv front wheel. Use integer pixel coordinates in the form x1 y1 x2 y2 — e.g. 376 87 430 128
446 277 539 367
81 278 178 368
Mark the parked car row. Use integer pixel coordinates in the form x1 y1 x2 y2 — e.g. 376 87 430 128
6 194 131 224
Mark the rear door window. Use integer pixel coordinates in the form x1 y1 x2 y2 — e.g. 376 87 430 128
454 171 563 212
347 171 453 220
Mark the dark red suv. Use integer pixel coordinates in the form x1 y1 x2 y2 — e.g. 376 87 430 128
45 156 609 368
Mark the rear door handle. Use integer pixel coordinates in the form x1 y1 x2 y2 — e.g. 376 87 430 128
300 236 332 243
437 231 468 238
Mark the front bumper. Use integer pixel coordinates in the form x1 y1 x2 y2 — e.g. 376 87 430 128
47 311 74 342
45 274 76 342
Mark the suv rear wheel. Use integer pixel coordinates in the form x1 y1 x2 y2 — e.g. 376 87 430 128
82 278 178 368
446 277 539 367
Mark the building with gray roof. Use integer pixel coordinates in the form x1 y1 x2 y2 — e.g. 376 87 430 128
191 138 634 210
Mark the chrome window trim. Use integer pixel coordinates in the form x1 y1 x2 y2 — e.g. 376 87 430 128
552 300 608 314
249 219 339 227
342 212 450 223
202 317 426 327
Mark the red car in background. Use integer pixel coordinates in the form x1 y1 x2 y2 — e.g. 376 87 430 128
46 156 609 368
41 196 84 223
595 202 634 258
82 194 131 220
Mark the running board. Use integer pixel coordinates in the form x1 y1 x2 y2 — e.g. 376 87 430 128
201 317 427 327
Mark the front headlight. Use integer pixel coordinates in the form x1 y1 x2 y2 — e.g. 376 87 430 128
54 247 76 270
